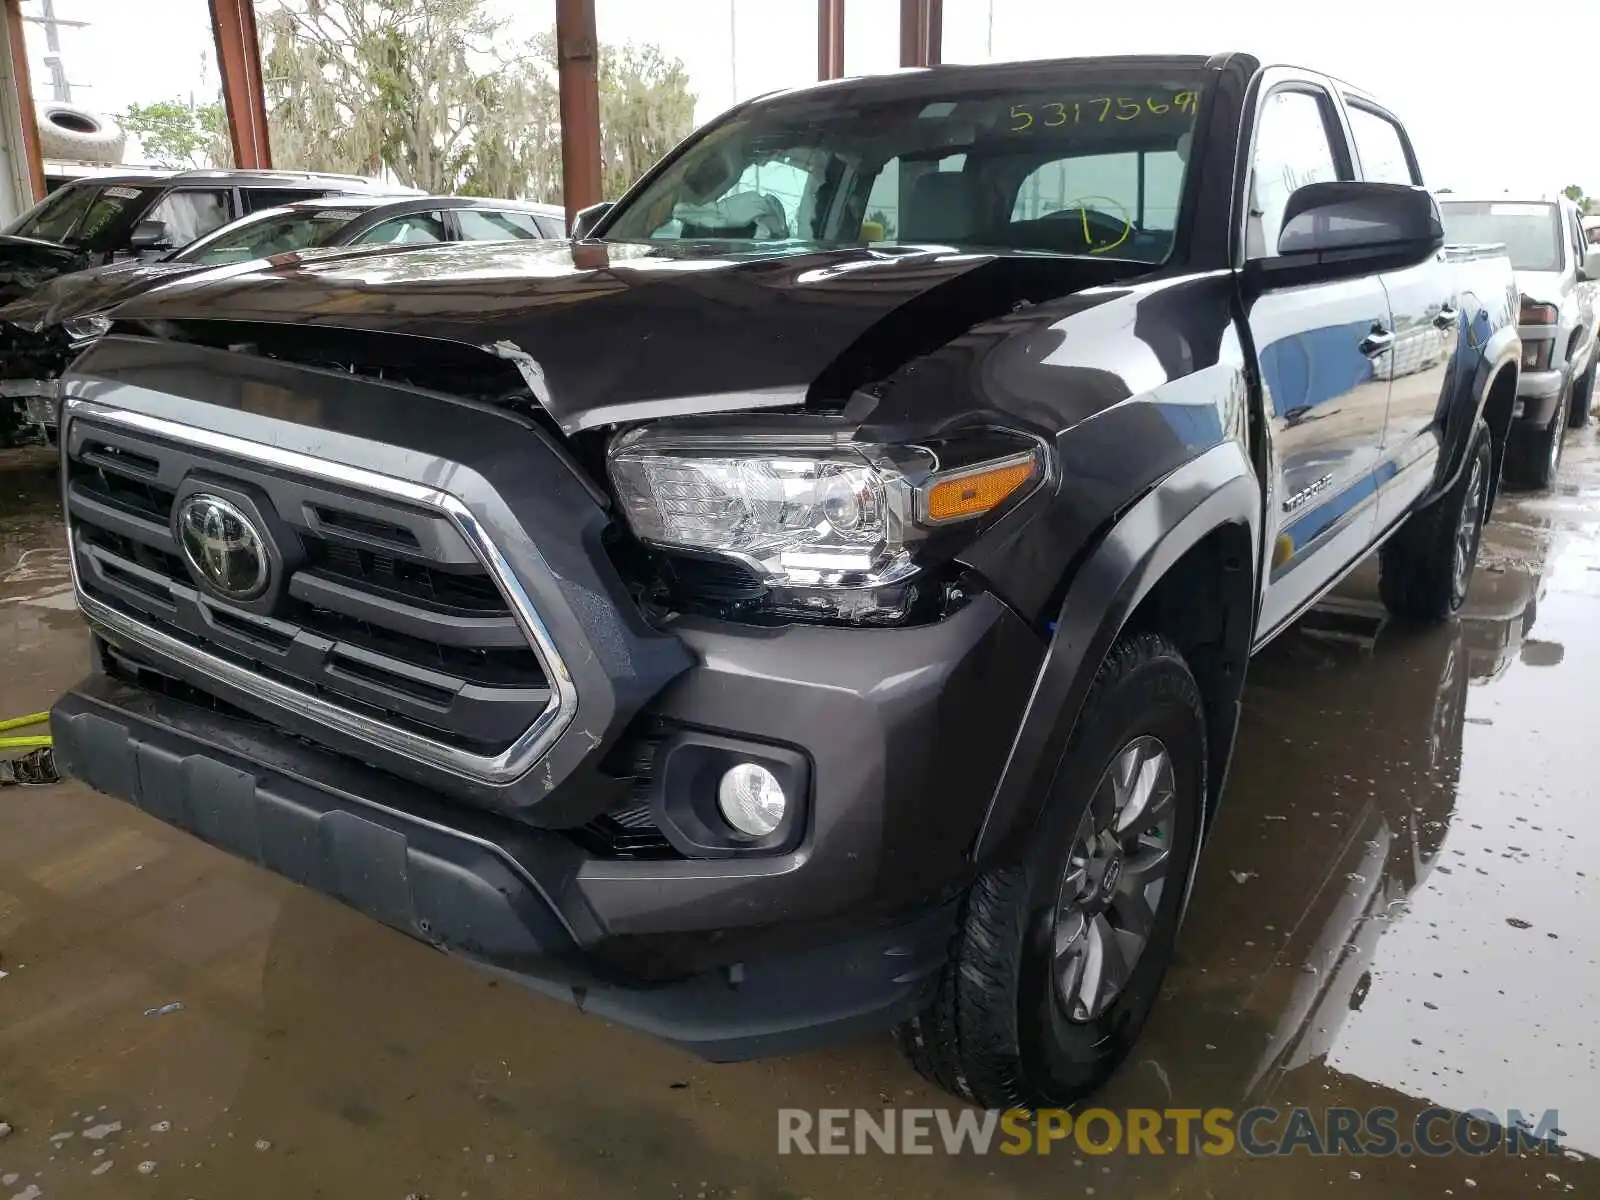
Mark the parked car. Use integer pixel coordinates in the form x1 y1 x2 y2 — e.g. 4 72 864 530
1 194 569 442
0 168 414 305
1439 194 1600 488
48 52 1520 1109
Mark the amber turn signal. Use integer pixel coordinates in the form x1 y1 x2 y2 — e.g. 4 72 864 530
923 457 1039 523
1520 301 1558 325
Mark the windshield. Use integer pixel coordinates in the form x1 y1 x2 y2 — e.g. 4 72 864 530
603 77 1203 264
1439 201 1562 272
4 183 159 249
177 206 366 266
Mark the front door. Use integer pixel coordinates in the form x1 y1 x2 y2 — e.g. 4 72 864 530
1245 85 1394 641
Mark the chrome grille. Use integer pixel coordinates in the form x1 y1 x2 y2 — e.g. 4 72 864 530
63 403 575 783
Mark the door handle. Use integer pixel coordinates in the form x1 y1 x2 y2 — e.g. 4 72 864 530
1359 328 1395 356
1433 307 1459 329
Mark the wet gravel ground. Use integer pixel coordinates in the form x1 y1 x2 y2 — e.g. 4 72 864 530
1 436 1597 1198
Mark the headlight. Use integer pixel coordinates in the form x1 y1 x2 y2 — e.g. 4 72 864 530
608 423 1043 622
62 312 112 344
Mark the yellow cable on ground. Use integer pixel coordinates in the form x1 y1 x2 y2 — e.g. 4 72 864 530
0 711 51 750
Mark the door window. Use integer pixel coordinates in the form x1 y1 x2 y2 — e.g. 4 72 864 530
1345 104 1418 185
352 212 449 245
143 189 233 246
243 188 322 214
1248 89 1347 259
455 209 546 242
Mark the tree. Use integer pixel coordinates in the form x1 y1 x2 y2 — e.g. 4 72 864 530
257 0 695 203
1563 184 1586 204
119 99 232 169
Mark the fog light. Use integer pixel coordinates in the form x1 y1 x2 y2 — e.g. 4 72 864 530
716 763 787 837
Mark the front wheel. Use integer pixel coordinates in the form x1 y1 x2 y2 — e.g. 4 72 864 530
1505 380 1569 491
1570 360 1596 429
1379 421 1492 621
896 632 1206 1108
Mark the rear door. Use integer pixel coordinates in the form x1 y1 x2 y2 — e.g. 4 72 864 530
1247 81 1395 639
1341 98 1456 532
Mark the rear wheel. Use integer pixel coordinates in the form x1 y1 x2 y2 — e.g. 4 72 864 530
896 632 1206 1108
1379 422 1492 622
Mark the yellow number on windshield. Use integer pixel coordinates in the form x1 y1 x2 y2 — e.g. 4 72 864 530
1115 98 1141 121
1043 102 1069 126
1010 104 1034 131
1146 96 1170 114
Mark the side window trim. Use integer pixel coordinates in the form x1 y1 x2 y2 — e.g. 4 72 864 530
1239 78 1354 263
1341 96 1422 186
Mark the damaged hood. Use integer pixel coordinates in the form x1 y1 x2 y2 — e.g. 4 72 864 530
0 259 200 332
105 238 1071 432
0 234 96 305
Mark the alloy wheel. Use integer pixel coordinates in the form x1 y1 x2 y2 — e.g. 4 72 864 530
1052 735 1177 1023
1452 451 1487 602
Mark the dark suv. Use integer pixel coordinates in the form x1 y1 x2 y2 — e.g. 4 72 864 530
0 168 412 304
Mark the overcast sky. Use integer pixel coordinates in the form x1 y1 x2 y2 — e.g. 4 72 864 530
19 0 1592 197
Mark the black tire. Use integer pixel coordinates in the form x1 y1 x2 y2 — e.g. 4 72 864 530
1504 381 1568 490
896 632 1206 1108
1570 360 1596 429
1378 422 1492 622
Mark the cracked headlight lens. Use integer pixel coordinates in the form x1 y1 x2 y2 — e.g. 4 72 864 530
62 312 113 344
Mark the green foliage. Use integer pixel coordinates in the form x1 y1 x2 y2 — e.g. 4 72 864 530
259 0 696 203
119 99 231 169
1563 184 1585 203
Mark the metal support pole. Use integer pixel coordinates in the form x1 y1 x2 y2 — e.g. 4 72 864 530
209 0 272 169
555 0 603 228
817 0 844 81
898 0 942 68
3 0 43 203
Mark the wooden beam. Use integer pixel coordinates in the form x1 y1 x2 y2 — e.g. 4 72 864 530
4 0 43 203
555 0 603 226
817 0 844 81
898 0 942 68
209 0 271 169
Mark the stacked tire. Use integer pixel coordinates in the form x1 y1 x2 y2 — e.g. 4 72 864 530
36 102 125 165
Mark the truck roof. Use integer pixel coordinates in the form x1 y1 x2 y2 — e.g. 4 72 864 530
51 167 417 193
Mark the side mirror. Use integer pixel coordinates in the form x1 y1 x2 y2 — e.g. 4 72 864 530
571 201 614 241
128 219 172 253
1582 247 1600 282
1246 182 1444 291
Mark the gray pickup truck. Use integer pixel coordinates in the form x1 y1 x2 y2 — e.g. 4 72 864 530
49 52 1518 1108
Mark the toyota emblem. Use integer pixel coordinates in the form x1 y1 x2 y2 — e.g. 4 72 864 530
175 494 270 601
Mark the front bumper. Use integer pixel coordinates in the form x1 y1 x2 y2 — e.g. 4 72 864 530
1515 366 1566 427
56 576 1038 1055
53 668 964 1060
